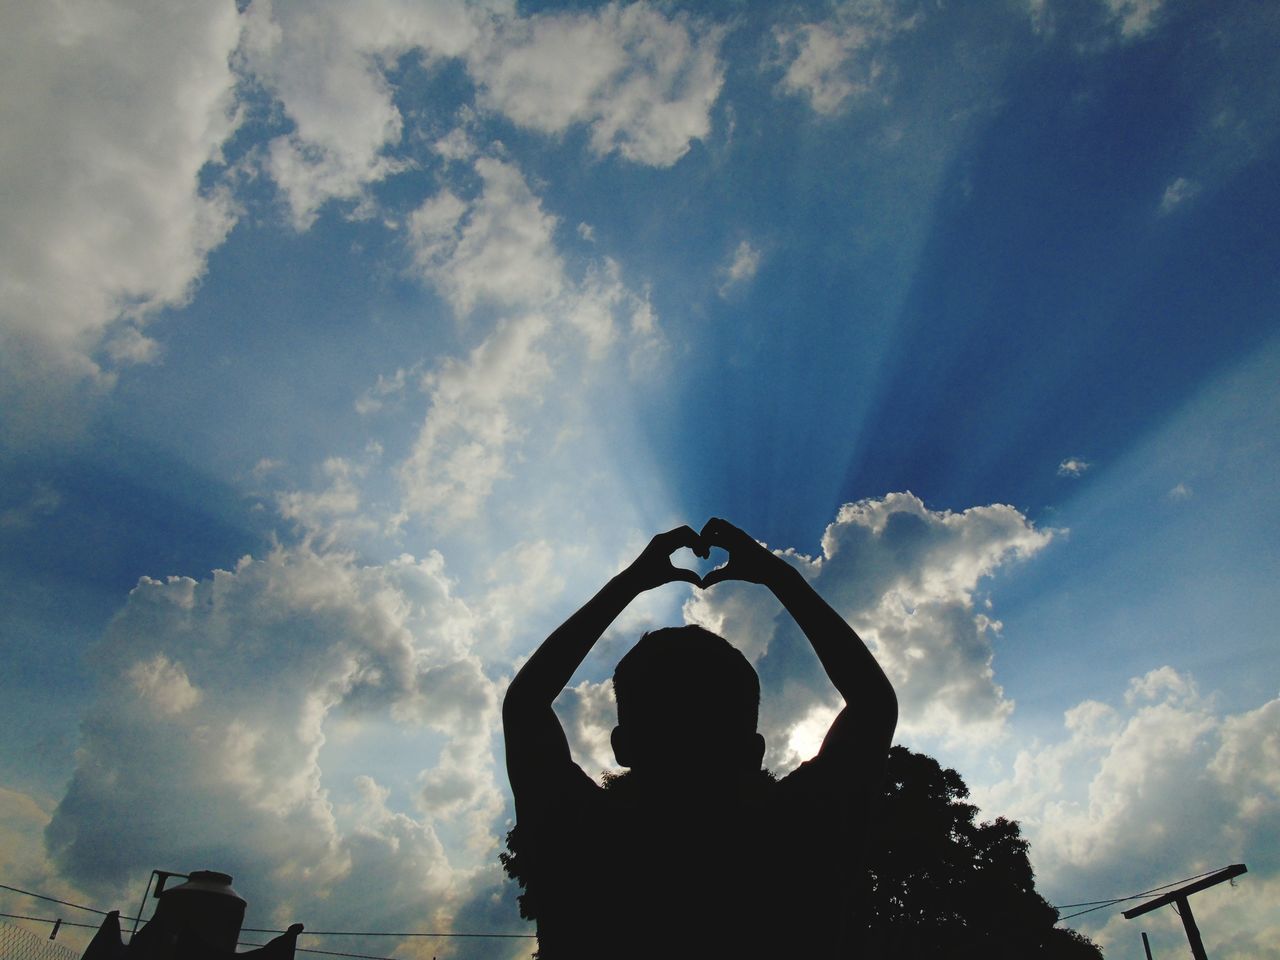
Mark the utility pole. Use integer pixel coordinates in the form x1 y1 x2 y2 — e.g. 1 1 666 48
1122 864 1247 960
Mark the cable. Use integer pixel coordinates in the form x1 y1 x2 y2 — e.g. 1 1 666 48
243 927 533 939
0 913 105 931
0 876 535 942
240 943 403 960
0 883 114 917
241 926 532 942
1054 867 1229 923
1052 867 1222 910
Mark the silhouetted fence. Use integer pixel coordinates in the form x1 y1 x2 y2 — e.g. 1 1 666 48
0 918 81 960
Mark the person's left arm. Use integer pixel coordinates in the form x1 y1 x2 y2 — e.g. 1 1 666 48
700 517 897 773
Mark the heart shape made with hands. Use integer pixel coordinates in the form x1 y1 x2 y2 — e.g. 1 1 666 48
646 519 762 590
670 543 729 588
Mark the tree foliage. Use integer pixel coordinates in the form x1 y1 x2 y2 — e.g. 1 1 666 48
864 746 1102 958
500 747 1103 958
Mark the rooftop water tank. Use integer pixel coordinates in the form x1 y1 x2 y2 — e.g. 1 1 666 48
157 870 246 956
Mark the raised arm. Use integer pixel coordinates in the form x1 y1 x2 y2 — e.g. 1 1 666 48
503 526 707 802
700 517 897 765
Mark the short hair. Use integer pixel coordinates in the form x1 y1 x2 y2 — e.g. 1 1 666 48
613 625 760 734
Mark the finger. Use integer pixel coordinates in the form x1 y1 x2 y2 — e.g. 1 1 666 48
666 565 702 587
659 524 709 559
700 517 743 549
700 565 735 588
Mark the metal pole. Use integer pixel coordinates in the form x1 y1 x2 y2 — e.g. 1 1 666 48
130 871 156 939
1142 931 1153 959
1176 897 1208 960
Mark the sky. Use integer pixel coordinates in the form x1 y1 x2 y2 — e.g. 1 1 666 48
1 0 1277 957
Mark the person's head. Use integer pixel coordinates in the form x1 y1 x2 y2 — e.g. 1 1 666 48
611 625 765 783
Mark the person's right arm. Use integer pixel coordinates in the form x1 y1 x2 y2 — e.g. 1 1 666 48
503 526 707 804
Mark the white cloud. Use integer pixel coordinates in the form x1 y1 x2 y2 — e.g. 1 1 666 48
276 457 380 545
241 0 722 232
0 481 62 531
238 0 489 229
717 240 762 296
773 1 921 115
468 3 724 167
554 679 624 779
1058 456 1091 477
978 670 1280 957
434 127 478 163
43 542 510 945
1103 0 1165 38
686 494 1054 765
127 654 203 716
0 0 243 441
399 312 554 525
399 157 662 527
1023 0 1054 35
355 365 417 416
1159 175 1201 214
103 326 163 366
408 159 565 316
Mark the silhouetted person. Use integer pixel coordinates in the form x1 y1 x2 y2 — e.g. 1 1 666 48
504 518 898 959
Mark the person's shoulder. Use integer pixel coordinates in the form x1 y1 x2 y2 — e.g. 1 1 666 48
514 759 604 821
774 753 879 808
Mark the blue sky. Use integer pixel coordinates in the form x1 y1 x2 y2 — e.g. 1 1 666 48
1 1 1278 957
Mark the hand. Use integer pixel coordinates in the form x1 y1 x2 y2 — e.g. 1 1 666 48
624 525 710 592
699 517 788 588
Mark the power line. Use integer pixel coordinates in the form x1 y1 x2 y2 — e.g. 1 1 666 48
240 942 403 960
1054 868 1230 922
1053 867 1221 910
1 880 533 942
0 884 113 917
244 927 532 938
0 913 104 932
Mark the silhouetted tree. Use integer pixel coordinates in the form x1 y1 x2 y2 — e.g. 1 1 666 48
501 747 1102 958
864 746 1102 958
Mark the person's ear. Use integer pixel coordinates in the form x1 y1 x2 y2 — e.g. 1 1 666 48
611 726 633 767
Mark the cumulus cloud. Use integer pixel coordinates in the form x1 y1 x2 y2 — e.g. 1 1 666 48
976 669 1280 958
0 0 243 440
773 0 921 115
240 0 723 230
685 494 1054 766
399 157 661 526
44 543 508 948
238 0 486 229
717 240 762 296
409 159 565 317
1058 456 1091 477
399 312 554 526
1 0 719 445
276 457 381 545
468 3 724 167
